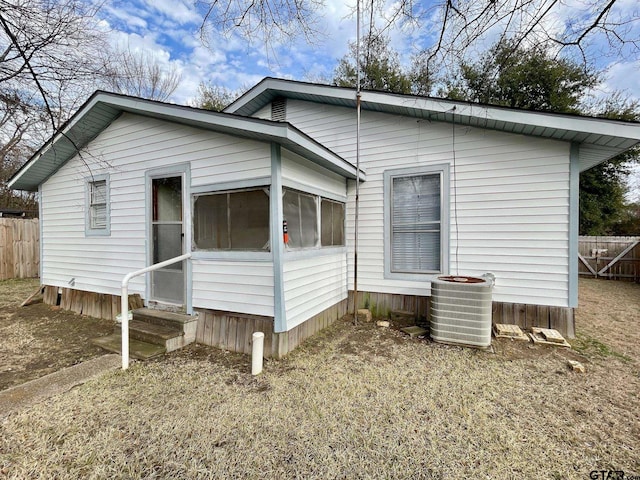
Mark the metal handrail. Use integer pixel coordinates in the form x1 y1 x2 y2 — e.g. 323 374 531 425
120 252 192 370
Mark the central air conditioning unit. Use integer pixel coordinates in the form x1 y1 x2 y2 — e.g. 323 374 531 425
430 274 494 348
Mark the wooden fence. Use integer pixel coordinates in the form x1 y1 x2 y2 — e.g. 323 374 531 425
0 218 39 280
578 236 640 282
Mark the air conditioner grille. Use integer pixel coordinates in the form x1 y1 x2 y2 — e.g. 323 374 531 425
430 275 493 348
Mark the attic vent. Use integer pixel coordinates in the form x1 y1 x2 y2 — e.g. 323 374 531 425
271 98 286 122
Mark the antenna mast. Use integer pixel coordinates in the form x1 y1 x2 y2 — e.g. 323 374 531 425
353 0 362 318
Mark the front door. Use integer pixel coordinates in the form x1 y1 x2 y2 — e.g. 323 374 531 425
150 176 185 305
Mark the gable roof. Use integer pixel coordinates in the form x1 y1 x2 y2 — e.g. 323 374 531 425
9 91 361 192
225 77 640 172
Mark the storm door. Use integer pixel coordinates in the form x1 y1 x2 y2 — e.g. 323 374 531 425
150 176 185 305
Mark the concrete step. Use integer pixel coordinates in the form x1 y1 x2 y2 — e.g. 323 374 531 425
128 319 183 347
91 333 166 360
130 308 198 352
132 308 196 330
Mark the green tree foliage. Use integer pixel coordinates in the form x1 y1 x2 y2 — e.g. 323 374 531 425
581 94 640 235
333 34 413 94
579 162 630 235
444 40 599 112
612 201 640 234
192 82 244 112
441 40 638 235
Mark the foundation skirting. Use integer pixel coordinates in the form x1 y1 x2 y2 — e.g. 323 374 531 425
195 299 349 358
42 285 144 321
348 290 575 338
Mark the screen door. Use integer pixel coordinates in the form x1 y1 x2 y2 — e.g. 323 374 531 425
150 176 184 304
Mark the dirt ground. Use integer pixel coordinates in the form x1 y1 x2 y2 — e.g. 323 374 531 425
0 277 638 478
0 279 115 391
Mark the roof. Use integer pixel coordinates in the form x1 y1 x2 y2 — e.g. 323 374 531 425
9 91 361 192
225 77 640 172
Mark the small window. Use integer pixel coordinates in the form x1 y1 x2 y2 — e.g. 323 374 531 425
193 188 269 251
321 199 345 246
86 175 110 236
385 165 449 277
283 188 318 248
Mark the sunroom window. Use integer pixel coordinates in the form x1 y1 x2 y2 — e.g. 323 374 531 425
321 199 345 246
193 188 269 251
283 188 318 248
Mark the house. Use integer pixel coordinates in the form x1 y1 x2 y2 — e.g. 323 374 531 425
9 78 640 356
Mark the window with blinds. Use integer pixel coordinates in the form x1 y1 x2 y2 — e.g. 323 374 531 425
385 165 449 277
86 177 110 236
391 173 441 272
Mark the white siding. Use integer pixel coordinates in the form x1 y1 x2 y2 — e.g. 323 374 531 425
281 149 347 198
192 260 274 316
284 99 572 307
283 252 347 330
280 146 349 329
41 113 273 313
253 104 271 120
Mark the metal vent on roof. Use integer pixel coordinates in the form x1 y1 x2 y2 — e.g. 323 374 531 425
271 98 286 122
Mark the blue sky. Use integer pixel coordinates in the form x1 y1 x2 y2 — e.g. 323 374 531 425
95 0 640 106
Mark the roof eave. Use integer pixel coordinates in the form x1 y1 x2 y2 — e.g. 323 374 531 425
9 92 360 191
225 78 640 167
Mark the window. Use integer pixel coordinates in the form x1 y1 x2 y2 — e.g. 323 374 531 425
193 188 269 251
385 165 449 277
283 188 318 248
86 175 110 236
321 199 345 246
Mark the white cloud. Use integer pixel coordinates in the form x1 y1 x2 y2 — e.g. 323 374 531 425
600 61 640 101
95 0 640 108
141 0 200 25
101 3 148 32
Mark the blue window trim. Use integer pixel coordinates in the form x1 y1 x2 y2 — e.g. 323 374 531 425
568 143 579 308
191 186 272 254
271 143 286 332
85 173 110 237
383 164 450 280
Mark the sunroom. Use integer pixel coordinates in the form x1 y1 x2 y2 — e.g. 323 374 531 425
7 91 363 358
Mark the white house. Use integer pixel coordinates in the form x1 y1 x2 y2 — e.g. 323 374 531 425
9 78 640 356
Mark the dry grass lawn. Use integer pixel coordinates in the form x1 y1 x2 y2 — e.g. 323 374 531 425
0 279 115 391
0 278 639 479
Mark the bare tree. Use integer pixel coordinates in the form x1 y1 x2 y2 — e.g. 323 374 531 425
103 47 181 102
0 0 110 131
358 0 638 77
305 0 638 85
195 0 325 47
0 0 112 205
